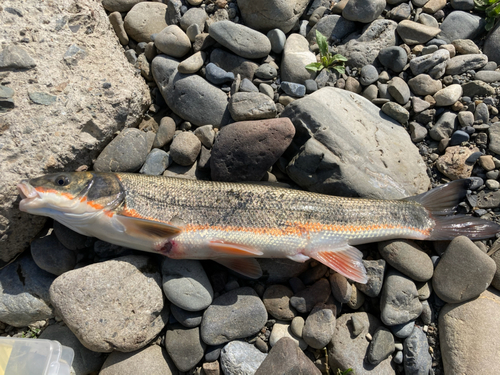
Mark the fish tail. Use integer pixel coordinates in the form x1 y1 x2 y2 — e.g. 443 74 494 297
407 179 500 240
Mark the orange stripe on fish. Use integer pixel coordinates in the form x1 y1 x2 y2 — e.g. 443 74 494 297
182 222 431 237
35 187 74 200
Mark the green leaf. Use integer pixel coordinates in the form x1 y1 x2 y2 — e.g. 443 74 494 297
331 54 348 62
333 65 346 75
485 17 496 30
315 30 329 57
305 62 324 72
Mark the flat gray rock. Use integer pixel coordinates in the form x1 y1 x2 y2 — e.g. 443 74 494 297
164 72 230 127
439 289 500 374
337 19 398 68
99 344 177 375
237 0 309 33
40 324 106 375
378 240 434 282
209 20 271 59
228 92 277 121
165 324 206 372
380 269 422 326
201 287 268 345
162 259 213 311
49 255 168 352
432 236 496 303
368 326 395 365
281 87 430 199
220 340 267 375
329 312 396 374
445 54 488 75
0 255 55 327
306 15 356 45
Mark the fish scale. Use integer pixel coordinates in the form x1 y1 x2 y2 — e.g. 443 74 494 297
117 173 433 241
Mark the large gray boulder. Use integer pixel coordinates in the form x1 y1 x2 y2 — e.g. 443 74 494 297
281 88 430 199
0 0 150 264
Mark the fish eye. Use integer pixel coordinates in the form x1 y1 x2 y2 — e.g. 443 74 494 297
55 175 70 187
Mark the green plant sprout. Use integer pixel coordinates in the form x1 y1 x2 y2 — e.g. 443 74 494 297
336 368 354 375
21 327 41 338
475 0 500 30
306 30 347 74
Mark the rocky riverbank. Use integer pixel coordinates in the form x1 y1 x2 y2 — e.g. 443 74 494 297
1 0 500 374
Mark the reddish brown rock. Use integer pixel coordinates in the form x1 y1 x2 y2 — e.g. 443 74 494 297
435 145 479 180
211 118 295 181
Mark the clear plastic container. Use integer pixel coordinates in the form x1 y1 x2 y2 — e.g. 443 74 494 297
0 337 74 375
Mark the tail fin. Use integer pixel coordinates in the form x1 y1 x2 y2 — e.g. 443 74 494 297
407 179 500 240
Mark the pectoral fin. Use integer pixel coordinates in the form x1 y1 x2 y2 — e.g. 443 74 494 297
208 240 264 256
310 243 368 284
215 258 263 279
114 214 182 240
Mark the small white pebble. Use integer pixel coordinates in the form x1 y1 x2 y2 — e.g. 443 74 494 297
423 325 429 332
366 333 372 341
395 343 404 351
486 179 500 191
429 346 434 353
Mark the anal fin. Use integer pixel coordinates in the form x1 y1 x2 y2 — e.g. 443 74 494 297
215 258 263 279
208 240 263 256
311 243 368 284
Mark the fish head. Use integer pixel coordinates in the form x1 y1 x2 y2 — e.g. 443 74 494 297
17 172 125 219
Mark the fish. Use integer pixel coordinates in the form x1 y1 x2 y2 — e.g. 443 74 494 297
17 172 500 283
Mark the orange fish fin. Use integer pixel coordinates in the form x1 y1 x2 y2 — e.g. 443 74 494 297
208 240 264 256
114 215 182 240
312 244 368 284
215 258 263 279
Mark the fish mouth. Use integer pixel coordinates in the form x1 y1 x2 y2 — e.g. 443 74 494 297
17 181 41 212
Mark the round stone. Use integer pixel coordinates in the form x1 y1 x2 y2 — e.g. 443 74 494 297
263 284 297 321
169 131 202 166
201 287 267 345
155 25 191 58
124 2 168 43
359 65 379 86
162 259 213 311
433 84 463 107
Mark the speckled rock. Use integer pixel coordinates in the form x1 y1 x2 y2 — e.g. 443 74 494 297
228 92 277 121
220 340 267 375
436 145 479 180
439 289 500 375
302 303 336 349
49 255 168 352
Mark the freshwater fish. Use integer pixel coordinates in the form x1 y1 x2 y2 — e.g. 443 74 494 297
17 172 500 283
